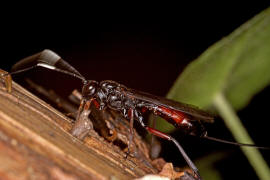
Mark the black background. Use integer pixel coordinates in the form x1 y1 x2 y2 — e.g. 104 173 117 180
2 3 270 179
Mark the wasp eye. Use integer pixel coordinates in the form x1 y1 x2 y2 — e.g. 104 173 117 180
88 85 96 94
82 81 98 99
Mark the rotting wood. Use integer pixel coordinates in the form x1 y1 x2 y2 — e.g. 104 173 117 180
0 70 159 180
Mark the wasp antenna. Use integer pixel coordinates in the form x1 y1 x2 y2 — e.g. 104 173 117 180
201 135 270 150
8 49 86 82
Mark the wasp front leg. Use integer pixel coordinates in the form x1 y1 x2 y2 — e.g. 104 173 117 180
70 99 94 140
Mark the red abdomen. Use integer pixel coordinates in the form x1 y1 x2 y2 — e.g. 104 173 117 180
155 106 191 128
154 105 206 136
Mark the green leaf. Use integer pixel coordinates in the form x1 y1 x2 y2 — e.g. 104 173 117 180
155 7 270 132
152 8 270 180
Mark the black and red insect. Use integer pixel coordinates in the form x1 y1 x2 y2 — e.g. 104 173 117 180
5 49 269 180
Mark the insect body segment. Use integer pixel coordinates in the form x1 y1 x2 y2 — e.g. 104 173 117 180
154 106 201 135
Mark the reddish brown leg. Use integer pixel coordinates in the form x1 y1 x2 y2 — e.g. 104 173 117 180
144 127 202 180
134 114 201 179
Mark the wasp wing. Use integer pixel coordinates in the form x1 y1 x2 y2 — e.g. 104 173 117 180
126 88 214 123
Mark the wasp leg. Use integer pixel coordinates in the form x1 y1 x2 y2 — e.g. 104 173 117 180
125 108 135 158
135 115 202 180
145 127 202 180
71 100 93 140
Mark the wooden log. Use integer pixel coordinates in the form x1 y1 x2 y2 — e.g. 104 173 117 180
0 70 158 180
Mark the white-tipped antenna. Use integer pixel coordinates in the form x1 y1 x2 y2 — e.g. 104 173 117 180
36 63 86 82
6 49 87 83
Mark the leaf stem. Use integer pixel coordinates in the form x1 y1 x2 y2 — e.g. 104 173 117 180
213 92 270 180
